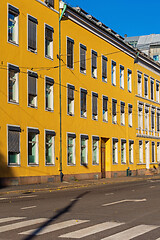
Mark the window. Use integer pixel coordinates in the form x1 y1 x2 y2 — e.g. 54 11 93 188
8 64 19 103
139 141 143 163
156 82 159 102
150 79 154 100
112 99 117 124
45 24 54 59
120 102 125 125
144 76 148 98
8 5 19 44
67 133 76 165
128 69 132 92
103 96 108 122
45 0 54 8
129 140 134 164
145 107 149 132
45 130 55 165
121 139 126 164
28 128 39 165
112 138 118 164
28 71 38 108
157 142 160 163
92 92 98 120
137 73 142 96
91 50 97 78
111 61 116 86
120 65 124 89
128 104 133 127
67 84 75 116
45 77 54 111
157 110 160 133
80 135 88 165
151 109 155 131
8 126 21 165
92 136 99 165
28 15 38 52
138 105 143 130
80 44 86 74
67 37 74 69
153 55 159 61
102 56 107 82
152 142 155 163
80 88 87 118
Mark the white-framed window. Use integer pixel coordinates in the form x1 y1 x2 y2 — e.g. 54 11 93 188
111 61 116 86
80 44 86 74
150 78 154 100
121 139 126 164
120 102 125 126
28 71 38 108
92 92 98 120
8 4 19 44
67 84 75 116
112 138 118 164
128 104 133 127
129 140 134 164
92 136 99 165
120 65 124 89
145 107 149 132
28 15 38 52
80 135 88 165
112 99 117 124
151 109 155 132
144 76 148 98
138 105 143 130
67 133 76 165
80 88 87 118
137 73 142 96
91 50 97 78
128 69 132 92
45 130 55 165
157 142 160 163
8 64 19 103
67 37 74 69
103 96 108 122
8 126 21 166
156 82 159 102
139 140 143 163
157 110 160 133
28 128 39 165
45 77 54 111
102 55 107 82
151 142 155 163
45 24 53 59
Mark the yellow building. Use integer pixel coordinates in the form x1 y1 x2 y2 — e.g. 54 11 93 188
0 0 159 185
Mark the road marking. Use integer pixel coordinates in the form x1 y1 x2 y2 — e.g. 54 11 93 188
71 198 82 201
21 206 36 210
150 186 155 188
19 220 89 235
18 195 37 199
0 218 47 233
101 224 158 240
102 199 146 207
105 193 114 196
59 222 123 239
0 217 26 224
0 198 8 200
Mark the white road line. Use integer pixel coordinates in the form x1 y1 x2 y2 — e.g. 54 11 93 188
0 217 26 224
105 193 114 196
17 195 37 199
101 225 159 240
59 222 123 239
0 198 8 200
0 218 47 233
21 206 36 210
19 219 89 235
150 186 155 188
102 199 146 207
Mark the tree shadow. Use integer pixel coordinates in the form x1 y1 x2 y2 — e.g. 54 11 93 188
23 191 90 240
0 153 14 188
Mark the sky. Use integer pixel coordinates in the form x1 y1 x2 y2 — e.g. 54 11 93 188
64 0 160 38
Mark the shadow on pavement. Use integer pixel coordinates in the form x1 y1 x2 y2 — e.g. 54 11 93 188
23 191 89 240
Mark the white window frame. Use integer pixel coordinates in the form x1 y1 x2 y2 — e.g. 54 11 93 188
67 37 74 69
157 142 160 163
67 84 75 116
45 24 53 60
45 76 54 111
151 142 155 163
27 128 39 166
80 88 87 118
80 135 88 165
150 78 154 101
112 99 117 124
8 4 19 45
137 73 142 96
156 81 159 103
129 140 134 164
151 108 155 134
120 101 125 126
144 75 148 98
128 104 133 127
28 71 38 108
27 14 38 53
92 92 98 120
139 141 143 163
157 109 160 134
45 130 55 165
111 61 116 86
121 139 126 164
92 136 99 165
8 63 19 104
112 138 118 164
80 43 86 74
103 96 108 122
102 55 107 82
128 69 132 92
67 133 76 165
138 104 143 131
145 106 149 133
91 50 97 79
120 65 124 89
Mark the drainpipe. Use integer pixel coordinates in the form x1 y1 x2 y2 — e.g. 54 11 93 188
59 1 67 182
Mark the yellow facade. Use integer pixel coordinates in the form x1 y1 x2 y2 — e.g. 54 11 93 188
0 0 159 185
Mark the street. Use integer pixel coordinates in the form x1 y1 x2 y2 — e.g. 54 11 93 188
0 180 160 239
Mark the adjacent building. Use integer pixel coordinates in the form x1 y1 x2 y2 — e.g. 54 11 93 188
0 0 160 185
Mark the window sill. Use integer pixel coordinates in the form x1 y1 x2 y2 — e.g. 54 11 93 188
28 48 37 54
8 40 19 47
8 164 20 167
45 164 55 166
92 163 99 166
121 162 126 165
45 55 53 61
112 162 118 165
112 83 116 87
128 90 132 93
150 162 157 164
137 163 145 165
80 70 86 75
102 79 107 83
28 164 39 166
103 120 108 123
67 66 74 70
81 115 87 119
46 108 53 112
121 123 125 126
67 164 76 166
112 122 117 125
8 100 19 105
67 113 74 116
120 87 124 90
28 105 38 109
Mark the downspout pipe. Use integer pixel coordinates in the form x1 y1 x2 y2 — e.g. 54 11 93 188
59 1 67 182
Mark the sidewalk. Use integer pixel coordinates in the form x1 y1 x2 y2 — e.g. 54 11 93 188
0 174 160 195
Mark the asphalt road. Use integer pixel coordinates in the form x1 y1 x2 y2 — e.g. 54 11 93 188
0 179 160 240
